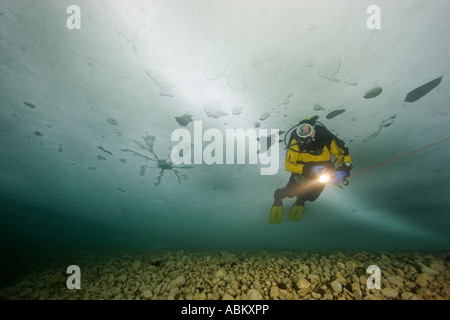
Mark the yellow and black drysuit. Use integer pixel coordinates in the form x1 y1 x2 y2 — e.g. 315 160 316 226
274 120 352 205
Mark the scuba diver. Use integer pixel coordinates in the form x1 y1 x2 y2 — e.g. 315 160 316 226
269 116 353 224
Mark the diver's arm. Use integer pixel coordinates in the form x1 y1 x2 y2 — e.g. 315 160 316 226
329 139 352 167
285 145 304 174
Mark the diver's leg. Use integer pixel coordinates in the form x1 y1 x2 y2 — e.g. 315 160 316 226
270 176 298 224
294 196 305 206
287 175 306 221
273 189 285 206
304 182 326 202
273 174 299 205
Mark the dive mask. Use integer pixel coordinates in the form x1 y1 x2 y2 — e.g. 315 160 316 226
296 123 315 138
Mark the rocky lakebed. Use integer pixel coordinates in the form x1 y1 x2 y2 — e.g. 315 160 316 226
1 249 448 300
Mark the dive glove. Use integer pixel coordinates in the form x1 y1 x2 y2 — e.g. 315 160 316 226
311 164 351 184
330 170 349 184
310 165 328 176
331 162 352 184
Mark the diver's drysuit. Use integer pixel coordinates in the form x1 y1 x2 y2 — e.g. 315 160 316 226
274 118 352 206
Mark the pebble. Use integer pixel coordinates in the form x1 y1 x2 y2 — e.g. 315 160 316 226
331 280 342 294
193 292 207 300
387 276 404 288
168 275 186 289
142 290 152 299
246 289 263 300
296 278 310 289
415 273 433 287
131 260 141 272
215 269 227 278
381 287 399 299
401 292 415 300
430 262 445 273
418 262 440 275
222 293 235 300
307 274 320 283
270 285 280 299
311 292 321 299
354 290 363 300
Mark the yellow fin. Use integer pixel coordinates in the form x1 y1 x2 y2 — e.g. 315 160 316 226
288 204 304 221
269 205 283 224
